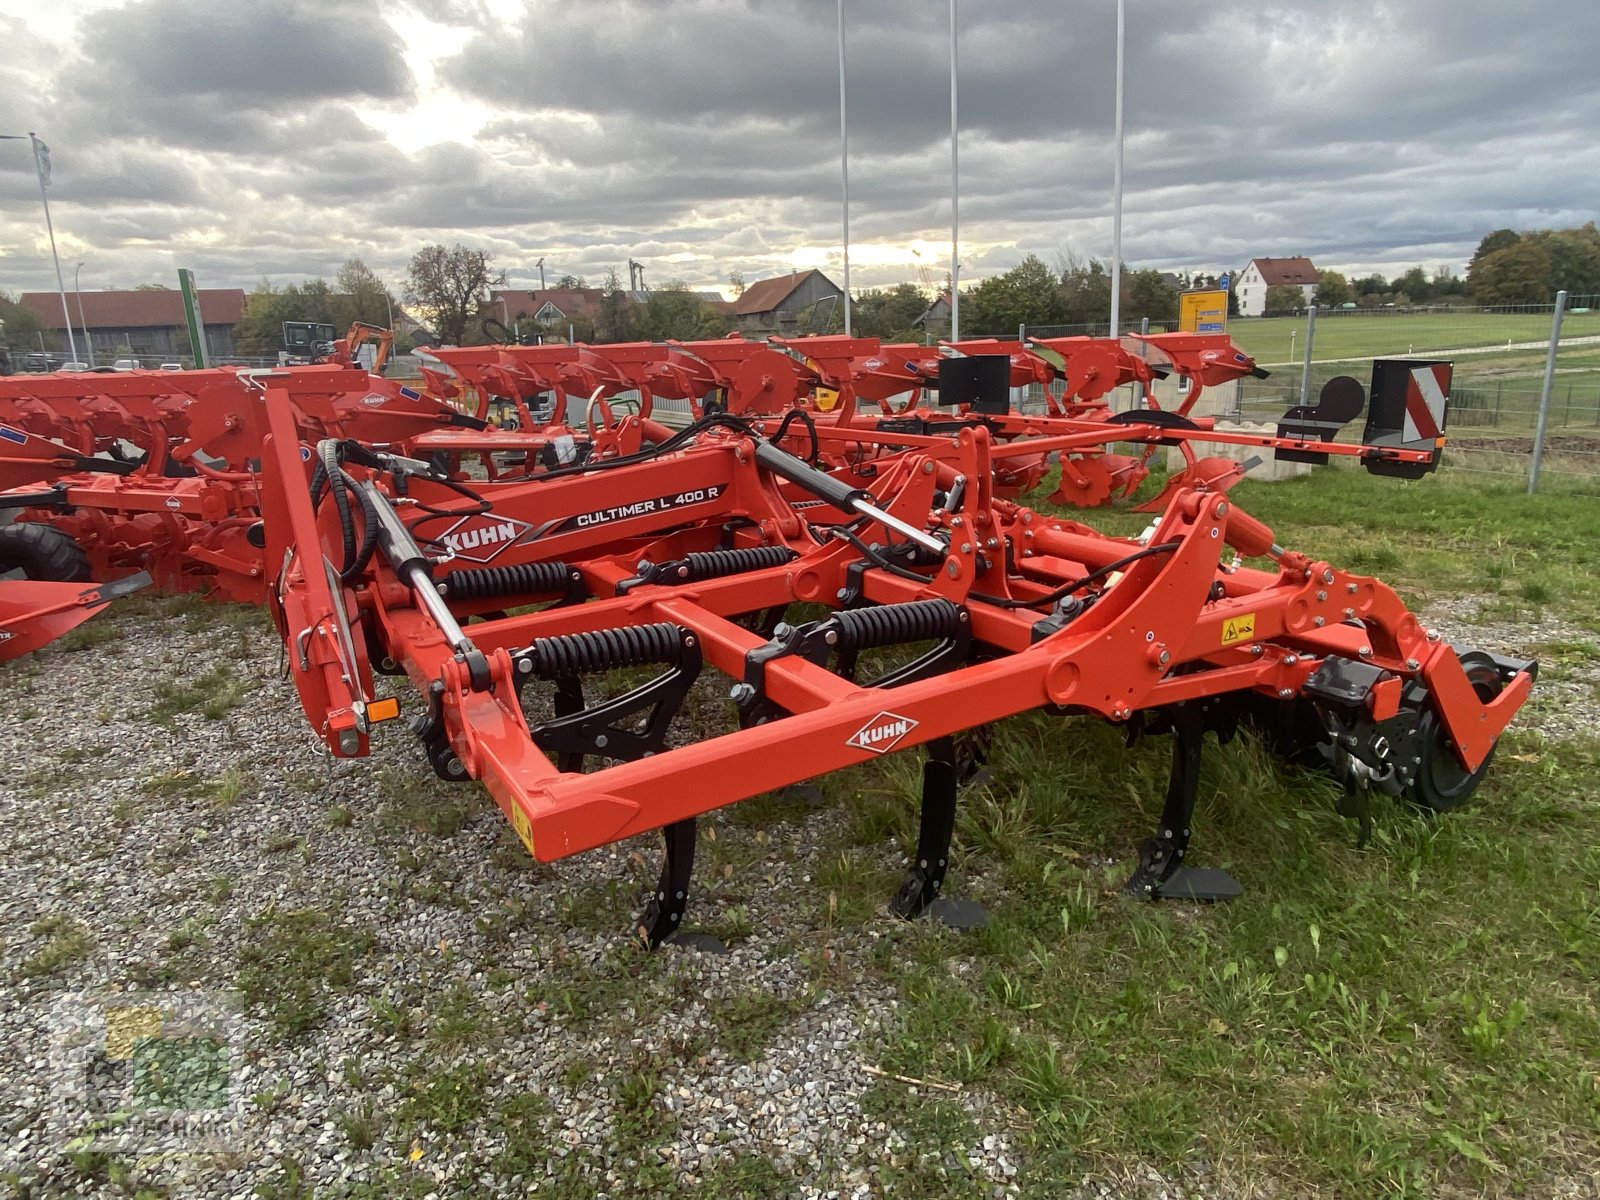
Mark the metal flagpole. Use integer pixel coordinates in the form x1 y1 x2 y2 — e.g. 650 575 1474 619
30 132 79 365
949 0 960 343
1109 0 1125 339
838 0 851 335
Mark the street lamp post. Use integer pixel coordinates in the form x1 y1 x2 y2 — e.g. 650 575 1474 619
3 131 79 365
74 261 94 367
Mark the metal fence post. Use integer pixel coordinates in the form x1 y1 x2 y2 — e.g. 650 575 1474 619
1528 290 1568 495
1299 305 1317 406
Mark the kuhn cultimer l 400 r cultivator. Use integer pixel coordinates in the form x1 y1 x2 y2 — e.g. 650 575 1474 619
249 350 1533 947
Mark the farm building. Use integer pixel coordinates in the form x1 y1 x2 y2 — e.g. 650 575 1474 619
1235 257 1319 316
19 288 246 360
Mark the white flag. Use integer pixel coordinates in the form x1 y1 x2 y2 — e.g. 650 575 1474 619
33 138 51 190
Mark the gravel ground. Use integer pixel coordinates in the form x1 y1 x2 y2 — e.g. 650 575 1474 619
0 589 1581 1199
0 600 1032 1199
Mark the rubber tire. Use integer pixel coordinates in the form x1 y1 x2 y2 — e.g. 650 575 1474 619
0 522 91 583
1403 652 1504 814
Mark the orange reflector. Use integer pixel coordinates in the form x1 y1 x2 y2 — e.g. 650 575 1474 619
368 696 401 723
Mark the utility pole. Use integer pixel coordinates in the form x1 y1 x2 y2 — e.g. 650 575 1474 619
838 0 851 335
948 0 960 343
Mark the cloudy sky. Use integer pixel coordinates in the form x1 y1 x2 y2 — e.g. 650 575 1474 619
1 0 1596 302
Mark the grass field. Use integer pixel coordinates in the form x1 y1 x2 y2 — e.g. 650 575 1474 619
1229 309 1600 368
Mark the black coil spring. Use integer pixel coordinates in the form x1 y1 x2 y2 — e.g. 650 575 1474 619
827 598 963 653
440 561 573 602
530 622 686 679
683 545 795 580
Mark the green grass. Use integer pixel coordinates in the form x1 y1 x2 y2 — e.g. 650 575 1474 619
1229 309 1600 366
1222 464 1600 629
236 908 377 1039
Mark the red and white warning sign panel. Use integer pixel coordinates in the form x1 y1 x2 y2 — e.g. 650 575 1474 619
1405 363 1448 443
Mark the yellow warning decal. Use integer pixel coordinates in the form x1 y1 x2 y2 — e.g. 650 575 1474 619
815 385 840 412
1221 612 1257 646
509 804 536 857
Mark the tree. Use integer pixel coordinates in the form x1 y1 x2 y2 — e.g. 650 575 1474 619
1314 270 1352 308
852 283 929 340
633 283 726 341
231 279 339 355
1351 273 1389 298
1059 255 1112 327
1263 285 1305 316
1123 269 1178 323
1473 228 1521 262
1469 239 1553 305
964 254 1068 333
728 271 746 298
1392 266 1429 304
554 274 586 289
405 244 503 346
1534 224 1600 297
0 291 48 351
334 257 393 328
596 268 634 342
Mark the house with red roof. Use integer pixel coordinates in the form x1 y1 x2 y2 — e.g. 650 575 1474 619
732 270 843 333
1234 257 1320 317
20 288 247 361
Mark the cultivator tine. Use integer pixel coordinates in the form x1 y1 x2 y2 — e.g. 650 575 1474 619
636 818 724 952
1123 705 1241 902
889 738 988 929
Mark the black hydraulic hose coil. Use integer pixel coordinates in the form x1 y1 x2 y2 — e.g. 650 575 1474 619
683 545 796 580
826 598 964 653
529 622 687 679
440 561 574 602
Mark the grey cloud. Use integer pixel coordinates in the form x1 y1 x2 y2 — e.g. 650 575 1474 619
2 0 1598 298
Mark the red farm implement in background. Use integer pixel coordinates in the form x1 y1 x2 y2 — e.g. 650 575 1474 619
0 421 150 659
0 366 485 606
245 353 1531 948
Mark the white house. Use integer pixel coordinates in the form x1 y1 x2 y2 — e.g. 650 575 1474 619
1235 257 1320 316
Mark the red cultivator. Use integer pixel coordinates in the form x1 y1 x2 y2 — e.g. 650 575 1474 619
0 366 484 606
249 354 1533 946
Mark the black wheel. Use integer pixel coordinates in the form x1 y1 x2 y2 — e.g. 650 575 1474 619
1403 652 1504 813
0 522 91 582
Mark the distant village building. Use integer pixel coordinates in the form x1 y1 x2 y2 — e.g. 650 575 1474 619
914 292 953 337
20 288 246 360
732 270 844 333
489 288 605 332
1234 257 1319 316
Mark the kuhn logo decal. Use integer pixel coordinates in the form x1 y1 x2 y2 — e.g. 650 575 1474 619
439 513 534 562
846 711 918 755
